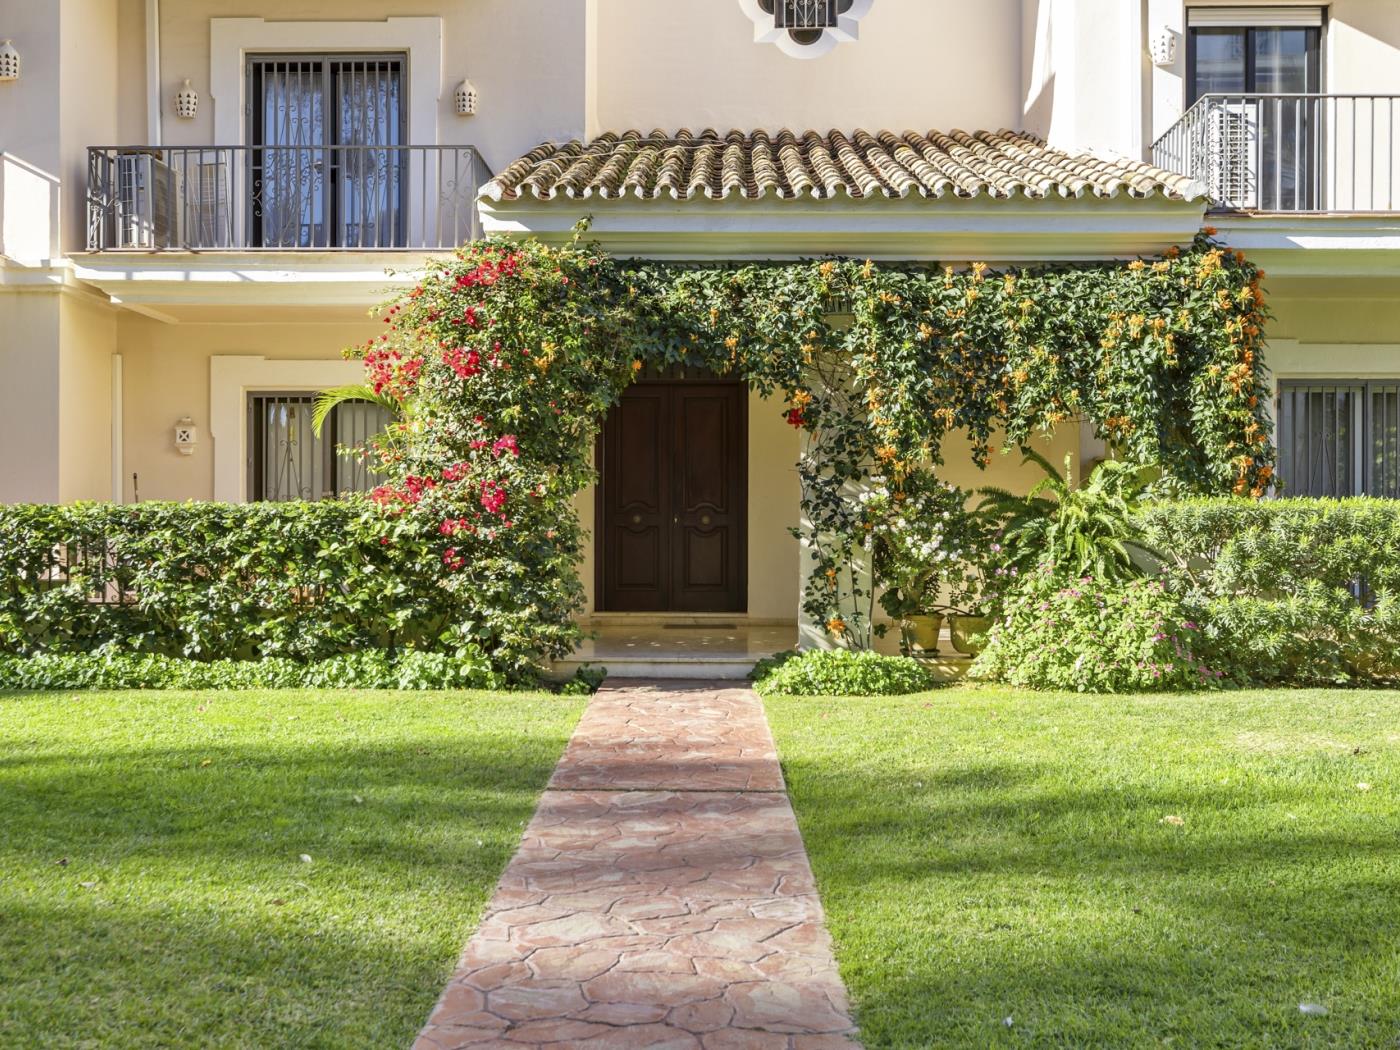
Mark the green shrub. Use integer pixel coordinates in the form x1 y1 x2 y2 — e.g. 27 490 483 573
0 649 504 692
970 563 1224 693
751 648 939 697
1138 498 1400 685
559 664 608 696
0 500 575 684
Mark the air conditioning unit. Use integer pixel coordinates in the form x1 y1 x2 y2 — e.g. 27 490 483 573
1202 99 1259 210
188 157 230 248
114 151 184 249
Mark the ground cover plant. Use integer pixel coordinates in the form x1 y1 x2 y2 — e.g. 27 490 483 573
764 686 1400 1048
750 648 939 696
0 650 502 691
0 689 583 1047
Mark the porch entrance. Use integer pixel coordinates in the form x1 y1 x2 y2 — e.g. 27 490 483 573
599 377 747 613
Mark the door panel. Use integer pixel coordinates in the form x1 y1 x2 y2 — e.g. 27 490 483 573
603 389 669 611
671 386 744 611
600 382 746 612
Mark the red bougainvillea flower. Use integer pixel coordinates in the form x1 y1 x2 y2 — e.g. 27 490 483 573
785 408 806 428
492 434 519 458
443 346 481 379
480 480 508 516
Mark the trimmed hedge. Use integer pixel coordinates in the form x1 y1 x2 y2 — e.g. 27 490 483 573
0 501 460 663
1138 498 1400 685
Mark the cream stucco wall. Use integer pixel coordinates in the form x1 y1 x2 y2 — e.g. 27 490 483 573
1022 0 1147 158
587 0 1024 137
0 287 115 503
154 0 585 174
58 292 116 502
0 293 63 503
1263 285 1400 390
116 314 375 502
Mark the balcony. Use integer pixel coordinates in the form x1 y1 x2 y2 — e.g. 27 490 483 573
1152 94 1400 214
86 145 490 251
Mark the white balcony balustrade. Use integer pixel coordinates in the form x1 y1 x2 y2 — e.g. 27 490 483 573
1153 94 1400 214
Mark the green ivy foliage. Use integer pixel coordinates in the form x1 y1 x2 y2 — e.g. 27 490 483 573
357 230 1273 656
1139 498 1400 684
4 231 1276 685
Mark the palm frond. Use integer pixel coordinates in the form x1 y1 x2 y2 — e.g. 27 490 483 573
312 385 400 437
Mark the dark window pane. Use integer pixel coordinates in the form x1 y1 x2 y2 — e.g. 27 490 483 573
1192 28 1246 102
1253 28 1312 92
249 393 390 501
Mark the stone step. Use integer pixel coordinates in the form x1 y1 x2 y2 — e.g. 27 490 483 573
550 656 758 681
551 651 976 683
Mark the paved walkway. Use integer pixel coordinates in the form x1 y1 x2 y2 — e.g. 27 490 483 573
415 680 860 1049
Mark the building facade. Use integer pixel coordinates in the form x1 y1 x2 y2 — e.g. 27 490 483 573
2 0 1398 634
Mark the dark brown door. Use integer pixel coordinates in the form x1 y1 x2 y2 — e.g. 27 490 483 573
601 381 746 612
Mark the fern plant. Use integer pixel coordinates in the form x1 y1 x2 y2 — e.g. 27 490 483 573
977 450 1159 583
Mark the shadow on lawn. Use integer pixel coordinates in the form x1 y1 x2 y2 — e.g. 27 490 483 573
783 755 1400 1047
0 735 567 1047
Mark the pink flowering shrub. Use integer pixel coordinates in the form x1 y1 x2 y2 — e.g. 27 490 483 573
970 562 1225 693
345 239 637 682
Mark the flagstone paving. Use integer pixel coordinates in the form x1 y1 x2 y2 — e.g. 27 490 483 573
415 680 859 1049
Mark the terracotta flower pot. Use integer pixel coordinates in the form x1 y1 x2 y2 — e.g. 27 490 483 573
949 614 994 656
901 613 943 655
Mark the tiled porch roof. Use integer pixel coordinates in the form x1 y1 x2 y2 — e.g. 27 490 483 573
481 128 1204 203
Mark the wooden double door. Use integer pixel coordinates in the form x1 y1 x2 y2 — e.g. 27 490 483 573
599 380 747 612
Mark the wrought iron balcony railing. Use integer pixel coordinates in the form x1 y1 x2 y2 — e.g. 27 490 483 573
86 144 490 251
1152 93 1400 213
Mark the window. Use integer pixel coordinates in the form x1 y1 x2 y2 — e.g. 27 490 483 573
760 0 852 45
1277 381 1400 497
247 54 406 248
1186 12 1321 210
247 392 392 501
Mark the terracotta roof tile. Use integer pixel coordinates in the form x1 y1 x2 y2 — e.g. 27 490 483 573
482 128 1205 203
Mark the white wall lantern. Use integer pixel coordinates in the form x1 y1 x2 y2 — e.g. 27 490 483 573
174 79 199 119
454 78 478 116
173 416 198 456
1149 28 1177 68
0 40 20 82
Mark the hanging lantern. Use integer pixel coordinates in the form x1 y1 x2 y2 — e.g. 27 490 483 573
0 40 20 82
175 79 199 119
454 78 478 116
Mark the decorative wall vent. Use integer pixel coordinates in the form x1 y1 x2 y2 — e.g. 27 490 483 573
174 79 199 119
738 0 873 59
0 39 19 82
454 78 478 116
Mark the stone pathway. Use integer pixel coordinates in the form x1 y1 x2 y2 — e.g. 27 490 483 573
415 680 860 1049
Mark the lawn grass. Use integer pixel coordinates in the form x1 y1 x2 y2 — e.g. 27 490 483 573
764 686 1400 1049
0 688 583 1048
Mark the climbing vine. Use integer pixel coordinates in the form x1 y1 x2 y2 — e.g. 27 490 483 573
347 227 1272 673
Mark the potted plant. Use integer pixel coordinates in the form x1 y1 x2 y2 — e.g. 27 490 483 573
865 470 973 657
